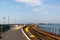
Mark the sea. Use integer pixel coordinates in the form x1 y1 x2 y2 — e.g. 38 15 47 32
38 24 60 35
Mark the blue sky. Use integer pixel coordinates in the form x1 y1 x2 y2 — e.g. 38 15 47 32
0 0 60 24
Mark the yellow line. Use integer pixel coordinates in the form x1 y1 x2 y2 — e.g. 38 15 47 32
25 27 29 32
25 27 35 38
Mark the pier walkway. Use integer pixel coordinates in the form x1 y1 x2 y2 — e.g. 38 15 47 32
0 26 28 40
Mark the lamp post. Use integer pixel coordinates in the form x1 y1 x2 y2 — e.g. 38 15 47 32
15 19 16 24
3 17 5 24
8 16 9 24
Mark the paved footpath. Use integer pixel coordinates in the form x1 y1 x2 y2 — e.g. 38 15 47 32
0 26 28 40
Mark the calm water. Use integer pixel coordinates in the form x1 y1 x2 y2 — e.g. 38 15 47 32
39 24 60 35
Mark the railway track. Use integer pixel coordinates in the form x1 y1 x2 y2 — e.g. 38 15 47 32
28 24 60 40
29 26 47 40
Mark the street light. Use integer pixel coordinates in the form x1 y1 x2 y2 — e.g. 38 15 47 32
15 19 16 24
8 16 9 24
3 17 5 24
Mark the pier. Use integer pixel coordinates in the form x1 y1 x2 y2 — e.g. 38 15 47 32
0 24 28 40
0 24 60 40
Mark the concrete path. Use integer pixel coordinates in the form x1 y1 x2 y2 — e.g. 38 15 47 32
0 26 28 40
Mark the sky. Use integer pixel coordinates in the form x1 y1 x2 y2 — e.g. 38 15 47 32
0 0 60 24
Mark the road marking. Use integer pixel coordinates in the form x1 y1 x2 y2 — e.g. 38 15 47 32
25 27 29 32
21 28 30 40
25 27 35 38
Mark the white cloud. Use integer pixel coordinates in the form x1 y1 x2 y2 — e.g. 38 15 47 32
15 5 21 8
55 6 60 9
44 11 48 15
15 0 60 14
15 0 58 9
15 0 42 6
32 8 40 12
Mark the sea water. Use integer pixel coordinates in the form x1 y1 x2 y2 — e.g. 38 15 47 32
39 24 60 35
